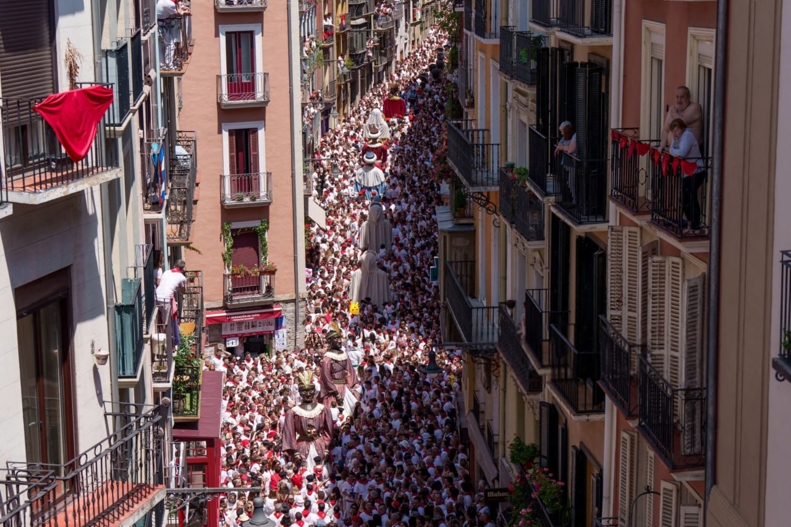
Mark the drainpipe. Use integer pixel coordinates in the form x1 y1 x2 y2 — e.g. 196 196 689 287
705 0 728 509
289 0 307 349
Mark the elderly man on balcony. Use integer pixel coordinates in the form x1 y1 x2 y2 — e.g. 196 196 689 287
659 86 704 153
156 259 187 344
157 0 191 71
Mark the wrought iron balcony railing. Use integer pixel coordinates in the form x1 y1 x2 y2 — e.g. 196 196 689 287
224 271 276 304
217 72 271 106
499 167 516 223
499 303 542 394
499 27 517 77
550 322 605 414
1 407 167 526
299 0 317 12
649 155 710 239
474 5 498 39
514 31 541 85
215 0 267 11
151 302 175 390
599 315 643 417
531 0 557 27
609 128 655 213
514 178 545 242
131 30 145 105
638 354 706 469
172 365 202 419
523 288 564 368
349 29 369 54
349 0 374 18
101 41 132 127
323 79 337 102
1 92 119 196
558 0 612 36
554 152 607 224
444 261 499 344
222 172 273 206
527 125 559 197
375 14 395 30
446 120 500 190
774 251 791 382
167 131 197 243
158 16 193 74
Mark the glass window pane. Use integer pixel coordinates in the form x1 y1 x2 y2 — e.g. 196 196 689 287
17 313 42 464
38 301 67 468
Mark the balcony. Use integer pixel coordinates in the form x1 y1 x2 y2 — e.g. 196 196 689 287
0 92 120 205
558 0 612 38
599 315 643 418
514 32 541 85
375 13 395 30
115 278 146 380
499 27 517 77
142 128 169 216
166 131 197 244
609 128 654 214
527 125 559 198
151 302 175 391
523 289 562 369
554 152 607 224
444 261 499 345
217 72 270 108
499 167 516 223
446 120 500 190
531 0 557 28
394 3 405 20
215 0 267 12
349 0 375 19
159 16 194 75
323 79 337 103
1 407 167 527
172 365 202 420
464 0 472 31
349 29 369 55
649 154 711 239
100 41 135 131
550 323 605 414
374 47 394 69
500 168 545 242
499 303 543 394
773 251 791 382
638 355 706 469
224 271 276 304
179 269 204 357
474 4 498 40
221 172 273 207
299 0 317 12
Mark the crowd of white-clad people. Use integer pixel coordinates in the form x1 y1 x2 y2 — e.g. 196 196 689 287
210 19 495 527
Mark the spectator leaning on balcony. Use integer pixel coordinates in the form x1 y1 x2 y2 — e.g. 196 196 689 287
554 121 577 203
668 118 706 233
157 0 191 71
660 86 704 153
156 259 187 343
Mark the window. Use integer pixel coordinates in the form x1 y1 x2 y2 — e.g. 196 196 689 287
688 31 715 156
642 23 665 141
617 431 636 524
648 56 664 139
229 128 260 175
219 24 263 100
17 294 73 471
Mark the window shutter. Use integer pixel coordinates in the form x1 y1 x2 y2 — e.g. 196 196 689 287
679 504 701 527
559 423 568 485
228 131 238 175
659 481 679 527
571 447 587 527
640 242 659 348
645 448 655 527
682 274 705 455
666 257 684 390
622 226 641 344
648 256 667 374
249 128 260 174
607 226 624 331
540 402 559 474
618 431 637 524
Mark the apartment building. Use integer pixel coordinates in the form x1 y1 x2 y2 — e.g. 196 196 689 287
0 0 210 524
177 0 307 354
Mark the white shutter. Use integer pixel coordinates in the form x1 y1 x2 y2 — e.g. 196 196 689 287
608 226 624 331
682 274 705 455
648 256 667 374
618 431 637 524
640 241 659 348
679 504 702 527
645 448 655 527
623 227 642 343
659 481 679 527
666 257 684 391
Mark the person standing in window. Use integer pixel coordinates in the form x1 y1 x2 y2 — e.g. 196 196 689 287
668 119 706 233
659 86 703 152
554 121 577 204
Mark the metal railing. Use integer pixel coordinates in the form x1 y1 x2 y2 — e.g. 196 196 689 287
142 128 169 214
444 261 499 344
524 289 552 367
141 0 157 32
474 5 498 39
224 272 276 303
499 167 516 223
555 152 608 224
531 0 557 26
650 155 710 238
217 72 270 105
167 131 197 243
215 0 267 8
101 42 131 126
500 27 516 77
323 79 337 102
499 303 542 394
638 355 706 469
514 179 545 242
222 172 273 204
394 3 405 20
514 32 541 85
609 128 654 213
299 0 317 11
558 0 612 36
775 251 791 381
349 29 369 54
446 120 500 190
2 407 166 526
172 365 202 419
527 125 557 197
375 14 395 30
179 269 204 356
1 92 118 194
151 302 175 387
550 323 605 414
349 0 374 18
131 30 145 105
115 278 145 378
138 243 157 332
158 16 193 72
598 315 642 417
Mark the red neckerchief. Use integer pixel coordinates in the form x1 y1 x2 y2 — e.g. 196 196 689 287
171 268 183 274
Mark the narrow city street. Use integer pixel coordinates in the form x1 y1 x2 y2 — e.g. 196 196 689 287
215 24 479 527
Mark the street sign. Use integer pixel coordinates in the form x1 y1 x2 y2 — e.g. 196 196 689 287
484 488 511 503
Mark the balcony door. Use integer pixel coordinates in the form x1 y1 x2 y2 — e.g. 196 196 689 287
225 31 255 100
230 230 262 297
16 289 74 472
228 128 260 196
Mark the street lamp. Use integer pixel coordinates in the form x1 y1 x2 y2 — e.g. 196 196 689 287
244 498 275 527
421 346 444 377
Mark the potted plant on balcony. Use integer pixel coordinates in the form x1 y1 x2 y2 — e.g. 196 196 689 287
453 187 467 216
465 88 474 108
235 193 245 202
508 436 540 469
345 56 355 70
526 465 566 520
247 191 258 202
514 167 529 188
261 262 278 275
172 332 202 416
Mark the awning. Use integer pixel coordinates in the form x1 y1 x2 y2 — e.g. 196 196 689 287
466 412 499 484
206 306 283 338
205 305 282 324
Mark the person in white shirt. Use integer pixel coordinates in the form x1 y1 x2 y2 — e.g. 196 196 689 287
156 259 187 304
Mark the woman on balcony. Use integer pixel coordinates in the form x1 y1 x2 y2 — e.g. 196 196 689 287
668 118 706 233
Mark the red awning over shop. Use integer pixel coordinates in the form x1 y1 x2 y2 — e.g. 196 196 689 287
205 305 282 325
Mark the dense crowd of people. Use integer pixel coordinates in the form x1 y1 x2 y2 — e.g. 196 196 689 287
211 21 490 527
